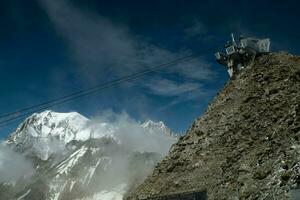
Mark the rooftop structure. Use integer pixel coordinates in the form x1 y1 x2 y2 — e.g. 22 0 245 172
215 33 270 78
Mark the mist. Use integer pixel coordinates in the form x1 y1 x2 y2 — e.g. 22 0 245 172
74 111 178 199
89 111 177 155
0 142 34 183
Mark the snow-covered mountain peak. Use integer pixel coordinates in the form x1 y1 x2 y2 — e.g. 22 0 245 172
141 120 172 136
6 111 175 161
30 110 89 132
7 110 91 160
9 110 89 143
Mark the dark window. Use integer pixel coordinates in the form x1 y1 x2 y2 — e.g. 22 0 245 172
144 191 207 200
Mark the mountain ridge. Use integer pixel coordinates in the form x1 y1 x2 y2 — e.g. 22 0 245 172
125 52 300 200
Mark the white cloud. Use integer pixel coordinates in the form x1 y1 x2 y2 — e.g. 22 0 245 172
89 110 176 155
37 0 139 81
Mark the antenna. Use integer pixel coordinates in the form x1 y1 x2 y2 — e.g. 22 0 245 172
231 33 236 44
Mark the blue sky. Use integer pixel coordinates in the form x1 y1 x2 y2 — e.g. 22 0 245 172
0 0 300 138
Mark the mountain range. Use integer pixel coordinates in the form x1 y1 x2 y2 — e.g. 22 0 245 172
0 110 177 200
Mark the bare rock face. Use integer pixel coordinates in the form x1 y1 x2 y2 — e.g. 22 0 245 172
125 53 300 200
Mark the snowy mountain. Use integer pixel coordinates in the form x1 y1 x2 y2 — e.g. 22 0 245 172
7 111 90 160
1 110 177 200
141 120 173 136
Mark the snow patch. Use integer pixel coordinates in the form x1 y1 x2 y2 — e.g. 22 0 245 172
16 189 31 200
56 147 88 175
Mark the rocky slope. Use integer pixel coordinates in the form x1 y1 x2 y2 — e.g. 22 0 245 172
0 111 177 200
125 53 300 200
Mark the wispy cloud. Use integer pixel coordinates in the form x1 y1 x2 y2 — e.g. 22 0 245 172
171 57 216 81
37 0 139 82
184 21 207 38
183 19 218 44
145 78 202 97
37 0 216 103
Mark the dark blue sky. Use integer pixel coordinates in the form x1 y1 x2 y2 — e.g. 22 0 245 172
0 0 299 137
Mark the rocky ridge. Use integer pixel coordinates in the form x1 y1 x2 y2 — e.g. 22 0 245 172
125 53 300 200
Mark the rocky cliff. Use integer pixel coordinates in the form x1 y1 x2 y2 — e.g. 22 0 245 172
125 53 300 200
